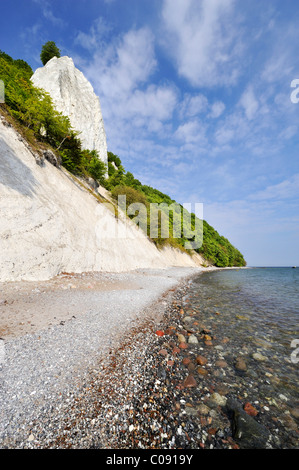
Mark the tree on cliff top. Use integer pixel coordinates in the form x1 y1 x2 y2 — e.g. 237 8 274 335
40 41 61 66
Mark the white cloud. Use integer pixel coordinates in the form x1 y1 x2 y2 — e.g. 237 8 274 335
209 101 226 118
75 17 111 51
261 42 296 84
84 27 157 101
203 193 299 266
128 85 177 121
214 111 248 145
278 125 298 141
180 93 208 117
175 119 206 144
179 94 225 121
239 86 259 120
249 174 299 201
32 0 65 27
75 24 178 153
161 0 242 87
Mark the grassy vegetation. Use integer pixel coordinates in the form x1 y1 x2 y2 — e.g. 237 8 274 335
0 49 246 267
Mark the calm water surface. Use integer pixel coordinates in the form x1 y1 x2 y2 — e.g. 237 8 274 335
188 267 299 396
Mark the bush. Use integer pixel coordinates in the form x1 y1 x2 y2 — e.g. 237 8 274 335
59 133 82 174
81 149 107 183
40 41 61 66
111 185 148 207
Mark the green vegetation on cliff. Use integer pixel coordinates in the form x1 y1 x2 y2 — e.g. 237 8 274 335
40 41 61 66
0 50 106 184
0 49 246 267
105 152 246 267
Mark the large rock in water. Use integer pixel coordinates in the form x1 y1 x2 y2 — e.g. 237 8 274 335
31 56 108 165
226 398 270 448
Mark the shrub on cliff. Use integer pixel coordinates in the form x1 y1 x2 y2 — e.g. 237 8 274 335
81 149 107 184
40 41 61 66
111 185 148 208
0 51 70 141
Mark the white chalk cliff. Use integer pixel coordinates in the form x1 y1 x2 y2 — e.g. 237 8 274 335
0 56 206 282
31 56 108 165
0 114 204 282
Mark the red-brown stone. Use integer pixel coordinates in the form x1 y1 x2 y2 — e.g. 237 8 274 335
182 357 191 366
165 328 175 336
196 355 208 366
208 428 217 435
244 402 259 417
215 360 228 368
158 349 168 356
156 330 164 337
197 366 209 376
182 374 197 388
187 362 196 372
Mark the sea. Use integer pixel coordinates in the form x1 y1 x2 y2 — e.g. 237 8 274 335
185 267 299 410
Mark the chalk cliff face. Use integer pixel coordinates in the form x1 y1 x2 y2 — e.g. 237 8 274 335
31 56 108 165
0 115 203 281
0 57 205 281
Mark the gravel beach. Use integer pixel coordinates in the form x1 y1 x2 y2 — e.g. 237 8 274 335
1 266 297 450
0 266 203 448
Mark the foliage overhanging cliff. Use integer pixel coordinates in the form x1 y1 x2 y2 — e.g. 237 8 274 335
0 50 246 268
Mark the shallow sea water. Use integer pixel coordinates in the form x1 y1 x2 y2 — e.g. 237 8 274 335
186 267 299 407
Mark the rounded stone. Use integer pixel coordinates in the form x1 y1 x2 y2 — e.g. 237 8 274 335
177 333 186 343
196 355 208 366
197 366 209 376
208 393 227 407
158 349 168 356
197 404 210 416
182 357 191 366
215 360 228 368
235 357 247 371
182 374 197 388
252 352 267 362
187 362 196 372
244 402 259 417
188 335 199 344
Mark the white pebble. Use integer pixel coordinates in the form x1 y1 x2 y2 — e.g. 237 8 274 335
279 394 288 402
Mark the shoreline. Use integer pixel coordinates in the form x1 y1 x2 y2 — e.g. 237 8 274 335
0 267 208 341
0 266 204 448
2 266 295 450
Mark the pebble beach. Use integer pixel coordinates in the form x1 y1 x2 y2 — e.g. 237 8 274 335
0 267 298 450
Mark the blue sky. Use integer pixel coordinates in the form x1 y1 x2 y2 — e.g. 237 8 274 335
1 0 299 266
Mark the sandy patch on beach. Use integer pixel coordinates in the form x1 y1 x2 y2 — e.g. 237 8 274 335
0 271 143 340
